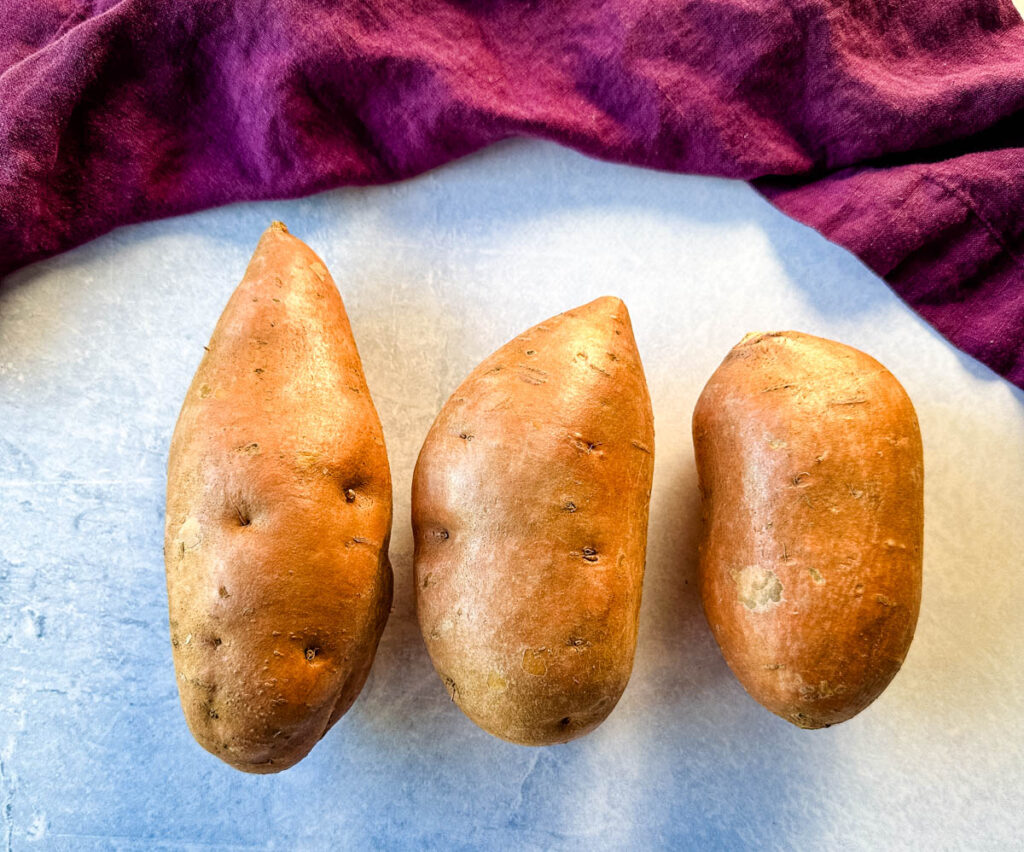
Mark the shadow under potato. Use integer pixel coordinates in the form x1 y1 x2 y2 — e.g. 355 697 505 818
337 447 837 847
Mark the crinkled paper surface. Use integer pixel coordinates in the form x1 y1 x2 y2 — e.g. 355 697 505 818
1 141 1022 848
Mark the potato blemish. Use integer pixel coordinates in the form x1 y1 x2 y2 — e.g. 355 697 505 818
730 565 784 611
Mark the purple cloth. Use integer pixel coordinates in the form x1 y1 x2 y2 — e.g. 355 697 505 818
2 0 1022 387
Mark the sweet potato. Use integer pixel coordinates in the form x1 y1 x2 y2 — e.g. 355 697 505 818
164 222 392 772
412 296 655 745
693 331 923 729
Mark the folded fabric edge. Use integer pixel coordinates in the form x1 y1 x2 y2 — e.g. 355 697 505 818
5 138 1022 399
0 135 497 282
755 167 1024 393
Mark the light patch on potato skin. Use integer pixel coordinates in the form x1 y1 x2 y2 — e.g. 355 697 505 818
413 297 654 746
165 222 392 773
521 649 549 676
730 565 784 611
694 331 923 730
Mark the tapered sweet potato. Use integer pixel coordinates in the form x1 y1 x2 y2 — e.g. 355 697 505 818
413 297 655 745
693 331 923 729
164 222 392 772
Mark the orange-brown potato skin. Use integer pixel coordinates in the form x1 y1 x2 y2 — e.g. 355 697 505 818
693 331 923 729
164 222 392 773
413 297 655 746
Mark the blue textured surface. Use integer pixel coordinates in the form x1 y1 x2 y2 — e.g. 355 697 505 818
2 140 1022 850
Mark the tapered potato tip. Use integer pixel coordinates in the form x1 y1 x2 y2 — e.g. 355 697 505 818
165 223 392 772
413 295 653 745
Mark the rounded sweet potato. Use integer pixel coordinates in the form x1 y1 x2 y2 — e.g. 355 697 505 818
413 296 655 745
693 331 923 729
164 222 392 772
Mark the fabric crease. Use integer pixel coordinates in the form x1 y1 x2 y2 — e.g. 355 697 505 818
0 0 1022 387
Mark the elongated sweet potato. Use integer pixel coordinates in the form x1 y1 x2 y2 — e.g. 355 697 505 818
693 331 923 729
413 297 655 745
164 222 392 772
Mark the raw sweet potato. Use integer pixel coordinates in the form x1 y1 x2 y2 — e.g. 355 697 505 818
164 222 392 772
693 331 923 729
413 296 655 745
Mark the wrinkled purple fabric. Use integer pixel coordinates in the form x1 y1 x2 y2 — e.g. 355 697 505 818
2 0 1022 386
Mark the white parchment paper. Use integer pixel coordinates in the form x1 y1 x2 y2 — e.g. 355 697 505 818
1 140 1021 850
